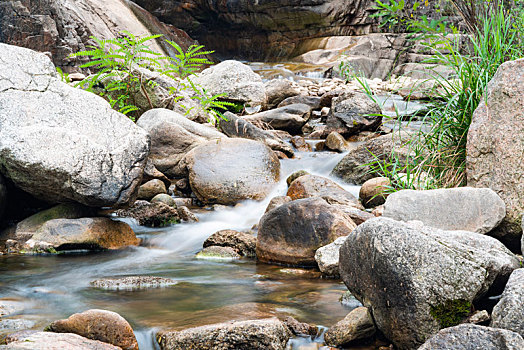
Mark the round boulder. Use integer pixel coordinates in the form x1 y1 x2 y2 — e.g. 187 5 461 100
137 179 167 201
359 177 390 208
185 139 280 205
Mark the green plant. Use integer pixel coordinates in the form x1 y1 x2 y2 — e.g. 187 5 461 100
430 299 472 328
56 67 71 84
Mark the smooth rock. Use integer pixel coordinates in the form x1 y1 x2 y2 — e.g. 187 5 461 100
325 132 349 152
192 60 266 107
265 196 292 213
243 104 311 135
278 96 322 110
418 324 524 350
491 269 524 337
287 174 360 207
257 198 356 266
184 139 280 205
90 276 177 291
314 236 347 278
467 58 524 250
383 187 506 234
359 177 390 208
47 309 138 350
326 92 382 137
0 44 150 207
137 179 167 201
151 194 177 207
339 217 520 349
324 307 376 347
157 318 290 350
265 79 300 109
203 230 256 257
136 108 225 178
115 201 179 227
2 331 120 350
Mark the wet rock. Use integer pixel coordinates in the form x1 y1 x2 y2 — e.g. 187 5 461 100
467 59 524 250
203 230 256 257
0 318 36 333
0 300 27 317
219 112 294 157
24 218 139 252
491 268 524 337
136 108 225 178
137 179 167 201
290 136 312 152
257 198 356 266
3 330 120 349
265 196 292 213
174 178 191 194
339 217 520 349
184 139 280 205
359 177 390 208
176 206 198 223
325 132 349 152
286 170 310 187
0 44 150 207
90 276 177 291
265 79 300 109
243 104 311 135
282 316 317 336
331 132 413 185
314 141 326 151
418 324 524 350
47 309 138 350
278 96 322 110
142 159 171 190
314 236 347 278
326 92 382 137
192 60 266 108
287 175 360 208
324 307 376 347
196 246 241 260
151 194 177 207
157 318 290 350
115 201 179 227
383 187 506 234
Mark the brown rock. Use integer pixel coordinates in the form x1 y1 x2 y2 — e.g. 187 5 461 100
142 159 171 190
324 307 376 347
203 230 256 257
282 316 317 336
115 201 179 227
137 179 167 201
265 79 300 108
47 309 138 350
265 196 293 213
287 174 361 208
290 136 312 152
286 170 310 187
177 206 198 222
331 204 376 225
359 177 391 208
325 132 349 152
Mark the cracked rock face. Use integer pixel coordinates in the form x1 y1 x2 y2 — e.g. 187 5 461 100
0 44 150 207
339 217 520 350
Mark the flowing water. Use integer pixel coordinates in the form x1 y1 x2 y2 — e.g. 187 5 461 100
0 149 387 349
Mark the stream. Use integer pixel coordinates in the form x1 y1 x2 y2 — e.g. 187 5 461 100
0 149 381 349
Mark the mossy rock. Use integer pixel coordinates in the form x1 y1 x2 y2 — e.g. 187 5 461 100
430 299 472 328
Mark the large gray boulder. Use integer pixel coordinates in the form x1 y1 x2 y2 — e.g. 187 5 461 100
257 197 356 266
467 58 524 250
339 217 520 350
184 139 280 205
2 331 120 350
491 269 524 337
383 187 506 234
0 44 150 207
243 104 311 135
157 318 290 350
326 92 382 137
137 108 225 178
191 60 266 108
418 324 524 350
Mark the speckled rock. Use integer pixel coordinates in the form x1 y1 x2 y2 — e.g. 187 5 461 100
491 269 524 337
286 170 309 187
265 196 293 213
90 276 177 291
325 132 348 152
203 230 256 257
314 236 348 278
287 174 360 207
324 307 376 347
326 92 382 137
3 331 120 350
265 79 300 109
177 206 198 222
282 316 317 336
151 194 177 207
339 217 520 349
244 104 311 135
196 246 241 260
115 201 179 227
47 309 138 350
137 179 167 201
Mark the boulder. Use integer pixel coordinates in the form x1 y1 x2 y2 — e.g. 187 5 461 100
157 318 290 350
0 44 150 207
359 177 390 208
142 159 171 189
287 174 360 207
115 201 179 227
137 179 167 201
3 331 120 350
326 92 382 137
24 217 139 253
265 196 292 213
203 230 256 257
136 108 225 178
90 276 177 291
418 324 524 350
47 309 138 350
491 269 524 337
286 170 309 186
265 79 300 108
257 198 356 266
277 96 322 110
331 131 413 185
177 206 198 222
324 307 376 347
151 194 177 207
383 187 506 234
467 58 524 250
290 136 312 152
331 204 376 225
219 112 294 157
191 60 266 108
184 139 280 205
325 132 349 152
196 246 241 260
314 236 347 278
339 217 520 349
243 104 311 135
282 316 317 336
